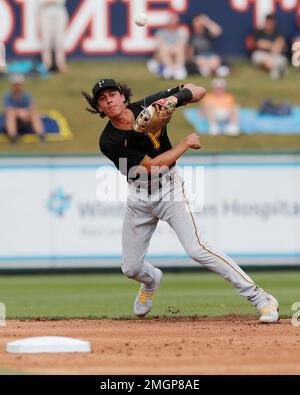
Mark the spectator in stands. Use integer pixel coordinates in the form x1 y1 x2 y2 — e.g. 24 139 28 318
290 12 300 69
39 0 69 73
3 74 45 143
291 11 300 49
147 11 188 80
187 13 227 77
250 14 287 80
201 78 240 136
292 10 300 40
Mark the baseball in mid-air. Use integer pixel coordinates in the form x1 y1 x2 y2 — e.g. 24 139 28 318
134 12 148 27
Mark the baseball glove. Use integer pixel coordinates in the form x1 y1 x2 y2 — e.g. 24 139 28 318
133 98 176 134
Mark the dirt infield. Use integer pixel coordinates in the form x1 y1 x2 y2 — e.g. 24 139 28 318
0 317 300 374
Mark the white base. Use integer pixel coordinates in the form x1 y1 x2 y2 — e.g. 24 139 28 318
6 336 91 354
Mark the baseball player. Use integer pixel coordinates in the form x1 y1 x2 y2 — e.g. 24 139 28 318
82 78 279 323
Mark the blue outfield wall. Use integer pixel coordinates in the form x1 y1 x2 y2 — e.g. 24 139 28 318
1 0 298 60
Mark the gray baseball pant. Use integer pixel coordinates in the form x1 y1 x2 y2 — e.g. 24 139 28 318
121 167 265 305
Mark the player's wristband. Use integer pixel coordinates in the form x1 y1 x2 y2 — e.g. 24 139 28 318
173 88 193 106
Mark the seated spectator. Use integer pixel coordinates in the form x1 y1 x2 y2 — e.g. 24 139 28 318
201 79 240 136
187 13 227 77
3 74 45 144
290 13 300 69
147 12 188 80
250 14 287 80
291 11 300 56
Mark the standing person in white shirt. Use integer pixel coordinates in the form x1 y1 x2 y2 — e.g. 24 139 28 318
39 0 69 73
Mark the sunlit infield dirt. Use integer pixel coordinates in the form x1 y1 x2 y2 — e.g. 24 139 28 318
0 317 300 374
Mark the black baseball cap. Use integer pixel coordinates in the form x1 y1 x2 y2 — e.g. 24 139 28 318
92 79 121 101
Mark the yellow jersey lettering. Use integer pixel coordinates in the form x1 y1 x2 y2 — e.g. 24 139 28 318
147 129 162 150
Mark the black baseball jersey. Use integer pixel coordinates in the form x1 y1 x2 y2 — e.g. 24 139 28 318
99 86 182 183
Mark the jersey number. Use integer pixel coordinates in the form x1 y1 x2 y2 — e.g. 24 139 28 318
147 129 162 150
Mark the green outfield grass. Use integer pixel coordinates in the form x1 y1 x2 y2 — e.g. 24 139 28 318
0 368 28 375
0 60 300 155
0 270 299 319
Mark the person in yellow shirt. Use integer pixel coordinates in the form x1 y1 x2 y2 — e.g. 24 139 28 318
201 78 240 136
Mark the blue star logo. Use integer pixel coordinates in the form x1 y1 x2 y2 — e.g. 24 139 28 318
47 188 71 217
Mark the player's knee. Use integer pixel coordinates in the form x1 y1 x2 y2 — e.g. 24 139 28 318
121 263 140 279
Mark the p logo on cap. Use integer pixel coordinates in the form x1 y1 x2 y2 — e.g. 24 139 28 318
92 78 120 101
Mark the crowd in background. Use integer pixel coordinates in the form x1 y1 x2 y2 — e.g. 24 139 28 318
2 7 300 79
144 10 300 137
1 8 300 143
148 11 300 82
31 5 300 81
0 0 69 144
